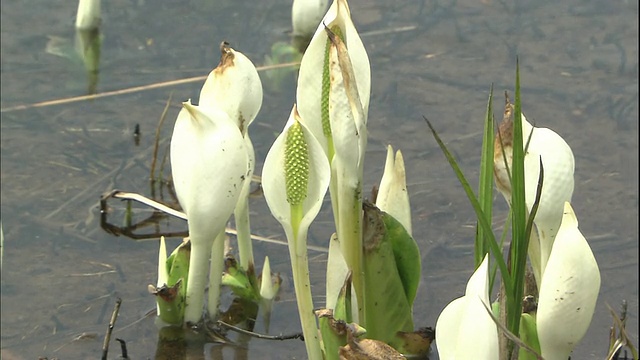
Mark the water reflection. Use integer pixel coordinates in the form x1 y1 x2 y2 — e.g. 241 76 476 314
45 28 103 95
0 0 637 358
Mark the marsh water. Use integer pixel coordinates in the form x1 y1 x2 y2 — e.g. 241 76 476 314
1 0 637 359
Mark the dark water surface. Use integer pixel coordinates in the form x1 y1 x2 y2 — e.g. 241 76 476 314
1 0 637 359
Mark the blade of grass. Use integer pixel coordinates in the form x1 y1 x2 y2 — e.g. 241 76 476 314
506 60 544 350
506 59 527 349
476 85 495 269
424 117 511 291
490 210 512 293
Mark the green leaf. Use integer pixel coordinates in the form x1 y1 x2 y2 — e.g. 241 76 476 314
518 313 541 360
317 309 348 360
381 210 421 308
476 85 495 269
362 202 414 349
222 256 260 301
507 61 544 344
334 271 354 323
154 241 190 325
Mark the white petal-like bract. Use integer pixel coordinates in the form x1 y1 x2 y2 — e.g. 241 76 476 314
170 100 249 324
537 202 600 360
435 255 498 359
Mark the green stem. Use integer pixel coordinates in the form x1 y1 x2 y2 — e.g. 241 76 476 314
207 231 226 320
234 194 254 270
183 238 212 324
336 175 365 325
289 203 323 360
507 60 527 354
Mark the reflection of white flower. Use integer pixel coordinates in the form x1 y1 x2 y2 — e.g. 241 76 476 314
537 202 600 360
170 101 248 324
435 255 498 359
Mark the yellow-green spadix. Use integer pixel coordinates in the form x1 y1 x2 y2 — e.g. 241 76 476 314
296 0 371 158
170 100 249 324
261 105 330 360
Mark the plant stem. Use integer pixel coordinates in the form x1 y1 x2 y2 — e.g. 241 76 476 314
234 194 254 270
207 231 227 320
290 246 323 360
336 174 365 325
289 203 323 360
507 61 527 354
183 238 212 324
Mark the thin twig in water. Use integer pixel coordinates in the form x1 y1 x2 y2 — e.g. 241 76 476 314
101 297 122 360
150 93 173 183
115 338 129 359
217 320 304 341
0 62 300 113
100 190 329 253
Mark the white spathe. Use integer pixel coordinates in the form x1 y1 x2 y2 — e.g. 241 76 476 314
296 0 370 158
376 145 412 235
199 43 263 136
75 0 101 30
262 105 330 248
261 105 330 360
537 202 600 360
199 43 263 272
170 100 249 324
292 0 329 38
435 255 498 359
259 256 277 300
494 109 574 284
157 236 168 288
326 27 367 173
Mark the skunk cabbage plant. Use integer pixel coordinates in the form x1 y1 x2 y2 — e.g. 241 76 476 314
376 145 412 235
170 101 249 324
75 0 101 30
435 255 499 359
536 202 600 360
262 105 330 360
296 0 371 321
199 42 263 274
494 103 575 286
